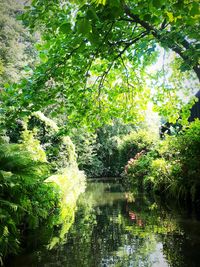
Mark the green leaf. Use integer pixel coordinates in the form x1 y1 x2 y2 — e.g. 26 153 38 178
39 52 48 63
59 23 71 34
86 7 99 21
109 0 120 8
152 0 161 8
76 18 92 35
88 32 99 45
93 0 107 5
143 14 151 22
190 3 199 16
166 12 174 22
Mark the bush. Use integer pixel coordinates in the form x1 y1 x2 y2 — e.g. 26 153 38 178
70 121 135 177
123 150 155 190
125 120 200 201
0 132 59 260
0 116 86 262
69 127 103 177
46 135 77 171
119 129 158 175
27 111 78 171
94 127 158 177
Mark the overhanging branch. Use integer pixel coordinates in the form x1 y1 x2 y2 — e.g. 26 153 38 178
122 3 200 81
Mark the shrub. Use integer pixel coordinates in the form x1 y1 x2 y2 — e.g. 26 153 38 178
119 129 158 173
69 121 134 177
0 122 86 262
46 135 77 171
125 120 200 201
0 132 58 261
124 150 156 190
24 112 78 171
69 127 103 177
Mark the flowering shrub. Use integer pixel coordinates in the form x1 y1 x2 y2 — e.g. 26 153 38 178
124 150 146 174
123 150 155 189
124 120 200 201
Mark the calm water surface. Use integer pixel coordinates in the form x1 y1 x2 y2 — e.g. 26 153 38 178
7 179 200 267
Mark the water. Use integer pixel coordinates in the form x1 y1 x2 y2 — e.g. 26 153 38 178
7 179 200 267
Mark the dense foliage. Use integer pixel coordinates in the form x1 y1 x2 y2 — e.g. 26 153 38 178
70 121 158 177
125 119 200 201
70 122 135 177
0 131 53 259
1 0 198 129
0 114 86 263
0 0 36 86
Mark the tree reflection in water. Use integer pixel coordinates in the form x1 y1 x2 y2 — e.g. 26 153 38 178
8 180 200 267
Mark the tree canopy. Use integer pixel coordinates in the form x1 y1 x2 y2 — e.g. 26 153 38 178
0 0 36 86
2 0 200 128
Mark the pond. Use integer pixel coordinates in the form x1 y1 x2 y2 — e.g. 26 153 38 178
7 179 200 267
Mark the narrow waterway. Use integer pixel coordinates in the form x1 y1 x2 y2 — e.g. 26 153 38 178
7 179 200 267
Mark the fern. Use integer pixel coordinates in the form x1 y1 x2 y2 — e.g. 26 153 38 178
0 134 56 260
0 116 86 262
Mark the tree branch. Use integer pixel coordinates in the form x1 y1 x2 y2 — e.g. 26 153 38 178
123 3 200 81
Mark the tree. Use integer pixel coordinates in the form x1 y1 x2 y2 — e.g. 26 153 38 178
0 0 36 86
2 0 199 128
75 0 200 78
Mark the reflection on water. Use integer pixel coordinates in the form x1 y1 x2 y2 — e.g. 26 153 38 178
7 179 200 267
